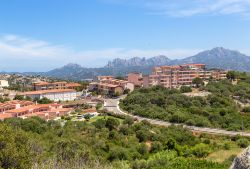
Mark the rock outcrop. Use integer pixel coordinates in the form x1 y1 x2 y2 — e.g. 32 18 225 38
230 146 250 169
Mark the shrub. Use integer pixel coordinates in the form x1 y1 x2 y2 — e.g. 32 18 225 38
242 107 250 113
191 143 211 158
105 117 120 130
236 138 249 148
180 86 192 93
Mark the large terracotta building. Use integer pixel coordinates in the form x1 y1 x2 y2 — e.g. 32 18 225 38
33 81 81 91
89 76 134 96
146 64 227 88
0 100 72 121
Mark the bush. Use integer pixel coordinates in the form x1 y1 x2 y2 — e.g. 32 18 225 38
150 141 163 153
191 143 211 158
37 97 53 104
223 142 231 150
136 130 150 142
236 138 249 148
242 107 250 113
105 117 120 130
93 119 106 129
180 86 192 93
137 143 148 155
123 116 134 126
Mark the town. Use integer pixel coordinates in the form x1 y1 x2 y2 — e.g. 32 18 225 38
2 1 250 168
0 63 227 121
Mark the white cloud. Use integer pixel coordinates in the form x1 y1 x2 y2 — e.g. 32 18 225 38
103 0 250 17
0 34 204 72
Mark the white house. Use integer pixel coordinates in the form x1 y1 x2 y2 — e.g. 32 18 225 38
0 80 9 89
23 89 77 101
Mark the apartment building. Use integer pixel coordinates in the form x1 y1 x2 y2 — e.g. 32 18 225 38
127 73 144 87
89 77 134 96
23 89 77 101
147 64 227 88
0 100 72 120
33 81 81 91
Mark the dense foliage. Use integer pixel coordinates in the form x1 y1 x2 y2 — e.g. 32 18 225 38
120 73 250 131
0 116 241 169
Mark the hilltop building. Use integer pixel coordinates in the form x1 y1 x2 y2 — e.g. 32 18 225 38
89 76 134 96
146 64 227 88
33 81 81 91
23 89 77 101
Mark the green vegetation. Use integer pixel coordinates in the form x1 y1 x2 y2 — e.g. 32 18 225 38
0 115 244 169
35 97 53 104
120 72 250 131
192 77 204 88
180 86 192 93
0 97 10 103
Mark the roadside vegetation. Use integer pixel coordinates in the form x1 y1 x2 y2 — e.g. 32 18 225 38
120 71 250 131
0 114 247 169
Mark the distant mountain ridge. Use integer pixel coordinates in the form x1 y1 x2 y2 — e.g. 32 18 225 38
106 55 172 68
6 47 250 80
176 47 250 71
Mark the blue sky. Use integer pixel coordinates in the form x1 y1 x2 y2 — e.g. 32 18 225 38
1 0 250 71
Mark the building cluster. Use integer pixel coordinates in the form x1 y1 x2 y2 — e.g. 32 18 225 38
0 100 72 120
89 76 135 96
23 89 78 102
33 81 81 91
20 81 82 101
127 64 227 89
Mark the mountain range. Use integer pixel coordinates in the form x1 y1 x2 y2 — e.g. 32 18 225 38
13 47 250 80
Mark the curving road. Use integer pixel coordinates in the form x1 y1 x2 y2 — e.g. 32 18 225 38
104 97 250 137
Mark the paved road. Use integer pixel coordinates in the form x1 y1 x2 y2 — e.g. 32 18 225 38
104 97 250 137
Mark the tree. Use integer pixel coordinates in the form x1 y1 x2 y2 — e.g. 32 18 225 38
123 116 134 126
180 86 192 93
166 138 177 150
236 138 249 148
115 76 125 80
115 91 121 97
137 143 148 155
124 89 130 94
0 97 10 103
192 77 203 88
0 124 33 169
14 94 25 100
191 143 211 158
84 114 91 121
37 97 53 104
105 117 120 130
93 119 106 129
226 71 236 80
96 102 102 110
136 130 149 142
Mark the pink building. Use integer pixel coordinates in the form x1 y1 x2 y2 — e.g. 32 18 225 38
127 73 143 87
147 64 227 88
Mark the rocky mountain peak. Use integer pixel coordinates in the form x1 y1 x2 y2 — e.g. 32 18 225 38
106 55 171 68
